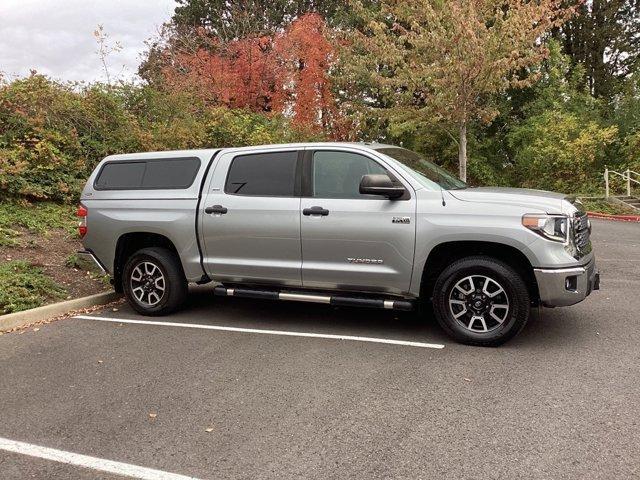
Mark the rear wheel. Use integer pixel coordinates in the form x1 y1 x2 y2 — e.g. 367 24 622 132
122 247 187 316
432 256 530 347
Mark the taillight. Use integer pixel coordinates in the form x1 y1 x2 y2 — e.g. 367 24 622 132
77 205 88 237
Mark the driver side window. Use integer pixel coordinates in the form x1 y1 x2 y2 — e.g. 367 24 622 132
312 151 387 199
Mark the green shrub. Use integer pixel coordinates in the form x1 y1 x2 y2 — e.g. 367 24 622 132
0 260 66 314
508 111 617 194
622 130 640 172
204 108 314 147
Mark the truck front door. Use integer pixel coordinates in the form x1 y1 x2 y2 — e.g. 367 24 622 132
200 148 302 287
300 148 416 295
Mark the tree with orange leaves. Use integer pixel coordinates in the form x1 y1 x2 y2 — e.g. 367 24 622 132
155 13 340 135
160 32 276 111
273 13 337 132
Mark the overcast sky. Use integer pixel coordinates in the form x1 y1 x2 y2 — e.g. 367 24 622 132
0 0 178 83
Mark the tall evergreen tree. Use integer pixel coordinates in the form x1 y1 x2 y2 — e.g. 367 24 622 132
172 0 350 40
558 0 640 99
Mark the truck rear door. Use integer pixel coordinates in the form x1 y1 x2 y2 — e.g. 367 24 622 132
199 148 303 287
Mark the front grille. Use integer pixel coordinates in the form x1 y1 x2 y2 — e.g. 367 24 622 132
573 213 591 250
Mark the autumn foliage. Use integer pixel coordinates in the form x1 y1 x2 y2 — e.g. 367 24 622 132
161 13 339 134
273 14 337 131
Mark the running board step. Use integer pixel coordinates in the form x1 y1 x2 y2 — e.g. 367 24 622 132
213 286 414 311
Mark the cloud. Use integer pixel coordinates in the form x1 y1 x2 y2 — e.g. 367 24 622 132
0 0 177 83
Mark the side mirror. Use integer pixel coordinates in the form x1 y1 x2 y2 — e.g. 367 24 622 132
359 174 406 199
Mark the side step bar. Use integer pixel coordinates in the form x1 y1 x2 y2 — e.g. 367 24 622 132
213 286 414 311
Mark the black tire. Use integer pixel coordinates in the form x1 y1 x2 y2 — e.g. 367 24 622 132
122 247 188 316
432 256 530 347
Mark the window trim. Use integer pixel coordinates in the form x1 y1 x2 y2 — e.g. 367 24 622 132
223 150 303 198
93 157 202 191
303 149 411 201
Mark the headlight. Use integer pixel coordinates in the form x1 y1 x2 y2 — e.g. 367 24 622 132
522 214 569 243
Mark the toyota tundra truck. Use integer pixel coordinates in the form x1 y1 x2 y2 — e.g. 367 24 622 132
78 143 599 346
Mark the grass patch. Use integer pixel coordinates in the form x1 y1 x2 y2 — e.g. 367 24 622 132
0 201 77 237
0 260 67 314
0 227 20 247
580 198 638 215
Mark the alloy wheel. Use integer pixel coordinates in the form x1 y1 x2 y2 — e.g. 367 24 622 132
448 275 510 333
130 261 166 307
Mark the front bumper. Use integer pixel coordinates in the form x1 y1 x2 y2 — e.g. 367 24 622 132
534 257 599 307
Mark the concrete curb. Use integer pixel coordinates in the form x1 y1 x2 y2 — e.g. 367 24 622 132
587 211 640 222
0 291 121 332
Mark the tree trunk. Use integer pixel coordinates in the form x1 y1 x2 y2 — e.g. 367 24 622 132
590 0 609 99
458 122 467 182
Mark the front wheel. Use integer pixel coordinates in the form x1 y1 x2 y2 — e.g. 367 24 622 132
432 256 530 347
122 247 188 316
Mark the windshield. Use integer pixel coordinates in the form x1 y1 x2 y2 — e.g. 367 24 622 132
376 147 467 190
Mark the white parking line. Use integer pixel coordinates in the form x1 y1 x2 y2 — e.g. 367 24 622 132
0 436 199 480
74 315 445 349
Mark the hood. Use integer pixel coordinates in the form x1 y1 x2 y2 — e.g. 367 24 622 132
448 187 574 214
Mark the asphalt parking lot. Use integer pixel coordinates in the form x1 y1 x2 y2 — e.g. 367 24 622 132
1 218 639 480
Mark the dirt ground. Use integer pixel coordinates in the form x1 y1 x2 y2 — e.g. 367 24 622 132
1 227 110 302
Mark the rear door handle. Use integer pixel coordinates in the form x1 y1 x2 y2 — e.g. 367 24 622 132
205 205 228 215
303 206 329 216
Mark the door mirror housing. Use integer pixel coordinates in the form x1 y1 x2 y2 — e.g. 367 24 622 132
359 174 406 199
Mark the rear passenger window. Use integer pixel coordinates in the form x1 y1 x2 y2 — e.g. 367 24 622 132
94 157 201 190
225 152 298 196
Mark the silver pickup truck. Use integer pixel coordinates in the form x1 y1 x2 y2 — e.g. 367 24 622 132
78 142 599 346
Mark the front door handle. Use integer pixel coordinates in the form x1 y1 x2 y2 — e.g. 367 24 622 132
303 206 329 216
205 205 228 215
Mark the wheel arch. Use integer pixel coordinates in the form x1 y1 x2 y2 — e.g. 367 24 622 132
113 232 183 293
420 241 540 304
